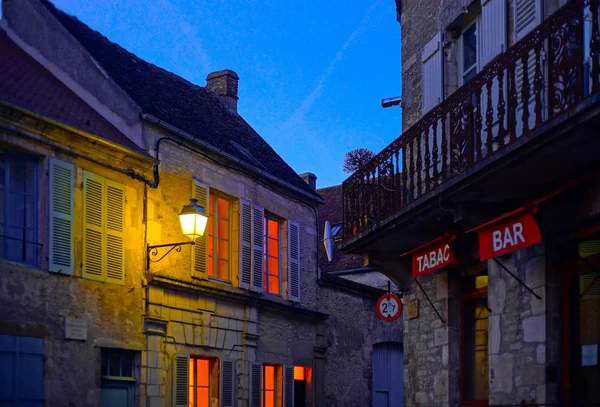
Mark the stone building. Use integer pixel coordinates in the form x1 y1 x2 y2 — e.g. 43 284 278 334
0 1 403 406
340 0 600 405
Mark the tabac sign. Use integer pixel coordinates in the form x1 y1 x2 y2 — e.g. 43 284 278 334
473 207 542 261
409 234 458 278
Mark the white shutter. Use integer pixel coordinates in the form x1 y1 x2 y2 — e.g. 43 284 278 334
105 179 125 285
288 221 301 302
422 32 443 113
48 159 74 274
240 199 253 289
480 0 507 67
82 171 105 281
514 0 542 41
173 355 189 407
284 365 294 407
221 359 235 407
250 363 262 407
251 205 264 292
193 180 210 279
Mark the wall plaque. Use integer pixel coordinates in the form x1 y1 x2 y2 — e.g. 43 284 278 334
407 300 419 319
65 317 87 341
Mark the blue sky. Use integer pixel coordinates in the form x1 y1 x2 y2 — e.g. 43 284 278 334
51 0 401 188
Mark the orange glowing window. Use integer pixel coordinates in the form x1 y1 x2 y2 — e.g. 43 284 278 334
262 365 276 407
293 366 305 381
263 217 280 295
188 357 211 407
207 192 231 281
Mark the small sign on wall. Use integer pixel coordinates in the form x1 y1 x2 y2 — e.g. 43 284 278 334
407 300 419 319
65 317 87 341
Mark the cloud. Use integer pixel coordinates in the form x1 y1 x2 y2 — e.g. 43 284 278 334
281 0 382 132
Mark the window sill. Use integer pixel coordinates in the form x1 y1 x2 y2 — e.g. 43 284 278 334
102 376 136 382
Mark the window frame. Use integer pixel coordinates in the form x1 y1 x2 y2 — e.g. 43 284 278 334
262 364 279 407
459 18 481 86
263 214 281 296
188 356 218 407
207 190 233 282
461 285 489 406
101 348 136 381
0 150 40 267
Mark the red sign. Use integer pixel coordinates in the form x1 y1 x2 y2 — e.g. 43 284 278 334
410 235 458 278
376 293 403 322
476 209 542 261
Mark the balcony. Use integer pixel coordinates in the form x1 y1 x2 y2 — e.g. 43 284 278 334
342 0 600 253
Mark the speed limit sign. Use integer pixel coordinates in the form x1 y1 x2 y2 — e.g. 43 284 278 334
376 293 403 322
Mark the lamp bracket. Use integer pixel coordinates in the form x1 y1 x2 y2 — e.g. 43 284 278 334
147 241 195 270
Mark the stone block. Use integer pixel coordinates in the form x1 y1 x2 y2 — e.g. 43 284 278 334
490 353 513 393
434 327 448 346
536 344 546 364
521 365 545 385
149 368 162 385
149 396 163 407
433 370 448 401
530 289 545 315
442 345 448 366
147 384 160 397
148 336 162 352
489 315 500 355
415 392 429 404
205 298 216 312
536 384 546 404
436 272 448 300
525 256 545 289
147 351 159 368
170 322 185 344
184 324 194 345
523 315 546 342
489 277 506 313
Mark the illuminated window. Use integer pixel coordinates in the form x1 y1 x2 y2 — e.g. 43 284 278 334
463 297 489 402
263 216 280 295
294 366 312 407
262 365 276 407
188 357 217 407
207 192 231 281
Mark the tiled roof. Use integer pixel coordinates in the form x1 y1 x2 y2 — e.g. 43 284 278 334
0 32 144 154
317 184 365 272
42 0 322 203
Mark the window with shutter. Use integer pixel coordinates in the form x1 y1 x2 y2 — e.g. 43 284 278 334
264 216 280 295
250 363 262 407
82 171 125 284
193 180 210 279
240 199 253 289
221 359 235 407
172 355 189 407
49 159 74 274
422 32 443 113
284 365 294 407
251 205 264 292
288 221 300 302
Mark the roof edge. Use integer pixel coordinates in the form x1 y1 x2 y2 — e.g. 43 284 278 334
142 113 325 205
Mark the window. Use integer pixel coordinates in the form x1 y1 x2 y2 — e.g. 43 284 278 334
264 216 280 295
0 151 39 266
207 192 231 281
188 357 218 407
82 171 125 284
294 366 312 407
461 22 478 84
102 349 134 379
262 365 277 407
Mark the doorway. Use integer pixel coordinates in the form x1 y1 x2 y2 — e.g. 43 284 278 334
372 342 404 407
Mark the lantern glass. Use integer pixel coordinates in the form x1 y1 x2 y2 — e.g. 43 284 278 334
179 198 208 240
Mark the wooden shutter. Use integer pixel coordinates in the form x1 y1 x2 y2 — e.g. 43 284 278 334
105 180 125 284
288 221 301 302
251 205 264 292
250 363 262 407
193 180 210 279
240 199 253 290
173 355 189 407
421 32 443 113
221 359 235 407
514 0 542 41
284 365 294 407
82 171 105 281
48 159 74 274
480 0 507 67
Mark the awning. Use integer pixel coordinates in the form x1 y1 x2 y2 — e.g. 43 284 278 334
469 205 542 261
403 234 458 278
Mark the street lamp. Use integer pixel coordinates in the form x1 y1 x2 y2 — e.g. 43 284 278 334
147 198 208 270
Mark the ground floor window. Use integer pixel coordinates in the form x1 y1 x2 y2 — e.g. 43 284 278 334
294 366 313 406
263 365 277 407
188 357 218 407
101 349 136 407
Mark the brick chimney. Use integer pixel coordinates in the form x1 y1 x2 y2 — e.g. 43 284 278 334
299 172 317 190
206 69 239 113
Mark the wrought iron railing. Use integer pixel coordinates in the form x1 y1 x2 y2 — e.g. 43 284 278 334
343 0 600 239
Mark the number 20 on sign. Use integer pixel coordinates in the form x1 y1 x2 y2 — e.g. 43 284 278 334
376 293 403 322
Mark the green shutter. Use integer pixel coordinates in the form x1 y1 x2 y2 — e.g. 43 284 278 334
48 159 74 274
82 171 105 281
192 179 210 279
105 179 125 285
